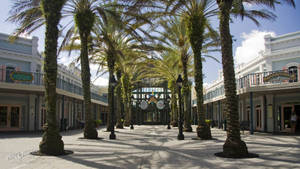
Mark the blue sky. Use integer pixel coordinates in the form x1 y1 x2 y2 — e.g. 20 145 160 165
1 1 300 86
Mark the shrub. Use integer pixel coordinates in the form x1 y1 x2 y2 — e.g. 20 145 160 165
95 119 102 127
205 119 211 126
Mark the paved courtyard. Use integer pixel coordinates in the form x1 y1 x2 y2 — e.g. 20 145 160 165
0 125 300 169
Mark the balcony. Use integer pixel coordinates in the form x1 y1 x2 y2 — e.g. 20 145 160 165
204 69 299 102
0 68 108 103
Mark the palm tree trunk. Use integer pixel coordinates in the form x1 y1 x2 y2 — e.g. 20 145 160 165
187 14 212 139
121 74 131 127
80 32 97 139
182 55 192 132
116 69 124 128
107 50 115 131
217 0 248 157
39 0 64 155
75 9 97 139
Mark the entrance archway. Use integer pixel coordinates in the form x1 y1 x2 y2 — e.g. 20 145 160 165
131 81 171 125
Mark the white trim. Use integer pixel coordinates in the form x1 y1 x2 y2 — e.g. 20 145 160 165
286 62 299 68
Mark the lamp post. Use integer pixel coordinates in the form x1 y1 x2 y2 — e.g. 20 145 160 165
130 95 135 130
109 75 117 140
176 75 184 140
166 95 171 129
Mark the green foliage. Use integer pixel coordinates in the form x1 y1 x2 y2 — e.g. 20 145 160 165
74 9 95 34
205 119 211 124
95 119 102 126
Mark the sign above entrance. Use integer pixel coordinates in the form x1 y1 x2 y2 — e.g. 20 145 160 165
263 72 290 82
140 100 148 110
10 71 34 82
156 100 165 110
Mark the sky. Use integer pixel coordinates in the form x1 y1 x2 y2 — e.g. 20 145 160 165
1 1 300 86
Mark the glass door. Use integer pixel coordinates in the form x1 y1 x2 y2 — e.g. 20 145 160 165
0 106 8 128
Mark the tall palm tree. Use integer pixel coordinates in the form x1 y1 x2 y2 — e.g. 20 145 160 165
72 0 98 139
164 0 219 139
115 68 124 128
157 16 193 132
62 0 155 134
8 0 66 155
216 0 295 158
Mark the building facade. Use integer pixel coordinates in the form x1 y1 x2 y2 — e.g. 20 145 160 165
0 33 108 132
193 31 300 133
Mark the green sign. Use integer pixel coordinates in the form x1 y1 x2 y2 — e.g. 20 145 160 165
10 71 34 82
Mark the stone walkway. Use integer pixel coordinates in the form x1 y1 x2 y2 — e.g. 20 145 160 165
0 125 300 169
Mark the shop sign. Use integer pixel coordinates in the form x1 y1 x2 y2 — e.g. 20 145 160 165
263 72 290 82
10 71 34 82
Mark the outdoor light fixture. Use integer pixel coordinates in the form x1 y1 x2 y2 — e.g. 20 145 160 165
130 95 135 129
176 74 184 140
109 75 117 140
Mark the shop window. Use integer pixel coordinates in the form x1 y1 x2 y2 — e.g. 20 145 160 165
0 106 8 127
288 66 298 82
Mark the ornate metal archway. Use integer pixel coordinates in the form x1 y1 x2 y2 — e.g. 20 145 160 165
131 80 171 125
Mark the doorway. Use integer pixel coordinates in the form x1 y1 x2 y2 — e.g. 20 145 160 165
295 105 300 133
256 106 262 130
0 105 21 130
282 106 292 131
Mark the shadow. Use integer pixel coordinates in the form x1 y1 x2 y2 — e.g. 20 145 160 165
0 131 43 138
60 154 123 169
3 125 300 168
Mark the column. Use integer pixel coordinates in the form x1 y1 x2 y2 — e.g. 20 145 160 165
218 100 221 129
250 92 254 134
263 95 267 132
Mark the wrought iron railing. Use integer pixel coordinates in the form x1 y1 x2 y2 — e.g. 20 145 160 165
0 68 107 103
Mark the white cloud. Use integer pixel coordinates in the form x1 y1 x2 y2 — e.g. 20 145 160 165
93 76 109 86
58 52 78 65
243 2 253 9
234 30 276 65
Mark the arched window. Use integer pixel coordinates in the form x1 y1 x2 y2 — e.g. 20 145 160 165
288 66 298 82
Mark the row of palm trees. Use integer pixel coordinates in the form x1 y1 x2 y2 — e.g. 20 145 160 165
8 0 295 158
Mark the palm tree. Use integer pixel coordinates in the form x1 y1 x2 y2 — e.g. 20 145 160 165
8 0 66 155
164 0 219 139
146 51 183 127
216 0 295 157
115 68 124 128
157 16 193 132
62 0 155 134
72 0 98 139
